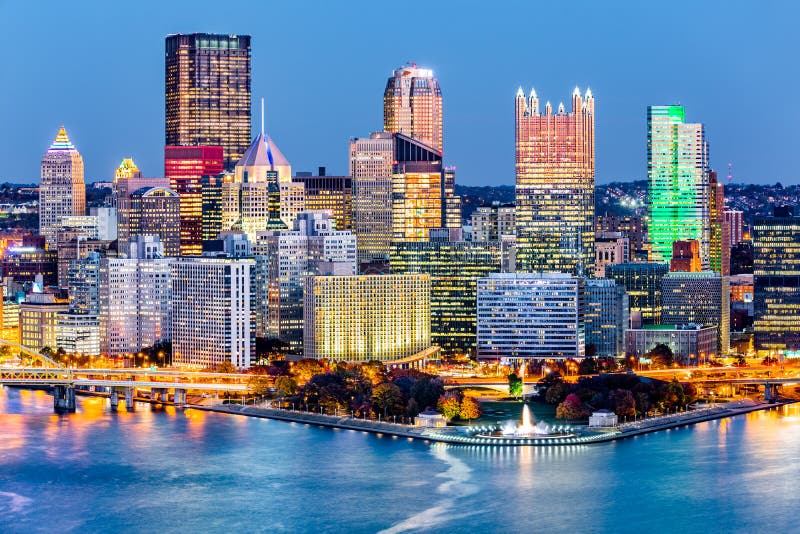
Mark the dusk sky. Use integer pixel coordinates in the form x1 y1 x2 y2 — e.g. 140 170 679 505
1 0 798 186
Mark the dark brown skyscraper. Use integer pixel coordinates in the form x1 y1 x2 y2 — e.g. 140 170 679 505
165 33 251 170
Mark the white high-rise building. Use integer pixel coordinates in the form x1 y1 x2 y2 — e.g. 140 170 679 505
99 236 171 356
40 126 86 249
172 256 254 368
253 212 357 349
350 133 394 263
477 273 585 361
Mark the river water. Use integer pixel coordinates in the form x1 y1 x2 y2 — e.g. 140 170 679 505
1 387 798 533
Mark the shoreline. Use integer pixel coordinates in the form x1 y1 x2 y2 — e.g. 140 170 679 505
194 398 796 446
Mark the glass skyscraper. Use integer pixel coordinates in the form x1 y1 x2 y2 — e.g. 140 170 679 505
515 88 595 275
647 105 710 266
165 33 251 170
383 64 443 152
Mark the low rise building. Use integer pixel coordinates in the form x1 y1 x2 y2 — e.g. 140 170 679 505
625 324 718 365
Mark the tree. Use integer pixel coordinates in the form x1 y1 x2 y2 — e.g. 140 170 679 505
660 379 686 411
216 361 236 374
291 359 325 382
247 374 272 398
411 377 445 410
437 392 462 420
647 344 674 368
371 383 403 419
585 343 597 358
556 394 588 421
508 372 523 398
275 376 298 399
609 389 636 417
460 396 482 423
579 358 599 376
545 382 568 405
362 360 389 385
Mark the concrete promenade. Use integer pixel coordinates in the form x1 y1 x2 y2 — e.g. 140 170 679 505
197 399 795 447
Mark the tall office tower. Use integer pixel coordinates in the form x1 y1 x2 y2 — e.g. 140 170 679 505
56 231 111 288
113 158 170 252
303 274 431 363
606 262 669 326
383 64 443 152
67 251 101 315
724 209 744 246
292 170 352 230
708 171 730 275
647 105 710 266
279 182 305 227
165 33 251 170
389 236 501 356
595 215 648 260
515 87 595 275
172 256 254 368
753 206 800 355
594 232 629 278
40 127 86 249
165 145 224 255
391 135 460 241
470 203 516 242
661 271 730 355
254 212 357 349
127 186 181 256
350 132 395 263
201 173 225 242
584 278 629 358
670 240 702 272
99 237 172 356
476 273 585 362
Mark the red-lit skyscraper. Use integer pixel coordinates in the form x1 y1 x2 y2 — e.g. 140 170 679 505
165 146 223 255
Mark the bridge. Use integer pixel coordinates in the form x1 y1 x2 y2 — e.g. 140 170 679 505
0 340 254 413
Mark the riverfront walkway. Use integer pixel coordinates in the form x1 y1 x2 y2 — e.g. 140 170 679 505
198 398 795 447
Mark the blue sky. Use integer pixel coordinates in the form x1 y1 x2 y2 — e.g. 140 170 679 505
0 0 797 186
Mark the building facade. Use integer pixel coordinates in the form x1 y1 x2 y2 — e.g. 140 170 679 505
753 208 800 354
292 172 352 230
594 232 629 278
661 271 730 354
515 88 595 275
383 64 443 152
172 257 254 368
164 145 224 255
647 105 710 266
350 132 395 263
476 273 584 361
127 186 181 256
584 278 629 358
724 209 744 247
165 33 251 170
606 262 669 326
303 274 431 362
40 127 86 249
470 203 516 242
389 238 501 356
625 324 718 365
20 293 69 350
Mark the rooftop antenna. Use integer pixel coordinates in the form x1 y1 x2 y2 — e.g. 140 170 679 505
261 97 265 136
727 162 733 182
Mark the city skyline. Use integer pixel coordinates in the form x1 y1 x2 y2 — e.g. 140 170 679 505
1 1 798 186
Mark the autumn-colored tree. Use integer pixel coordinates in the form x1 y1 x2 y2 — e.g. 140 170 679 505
216 361 236 374
291 359 326 383
556 394 587 421
361 360 389 386
247 374 272 398
459 396 481 423
371 382 403 418
437 393 462 420
545 382 568 405
609 389 636 417
275 376 297 399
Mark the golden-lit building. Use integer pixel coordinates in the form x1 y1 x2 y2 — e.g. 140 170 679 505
709 170 730 275
40 127 86 249
20 293 69 350
515 87 595 274
2 299 21 344
113 158 142 183
383 64 443 152
165 33 251 170
292 172 352 230
303 274 431 362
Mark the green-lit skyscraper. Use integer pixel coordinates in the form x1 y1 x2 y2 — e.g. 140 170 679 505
647 105 710 266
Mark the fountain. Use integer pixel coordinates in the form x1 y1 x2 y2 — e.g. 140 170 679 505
476 404 575 440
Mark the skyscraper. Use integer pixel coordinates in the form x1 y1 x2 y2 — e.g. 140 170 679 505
515 87 595 275
165 33 251 170
753 206 800 355
40 127 86 249
383 64 443 152
709 170 730 275
128 186 181 256
164 145 224 255
647 105 710 266
661 271 730 355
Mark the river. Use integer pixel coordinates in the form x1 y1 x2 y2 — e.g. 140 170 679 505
1 387 798 533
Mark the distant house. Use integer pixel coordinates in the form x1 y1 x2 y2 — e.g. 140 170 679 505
589 409 618 428
415 410 446 428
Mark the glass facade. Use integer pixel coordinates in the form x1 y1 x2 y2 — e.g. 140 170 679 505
389 239 501 355
661 271 730 354
584 278 628 358
383 64 443 152
515 88 595 275
606 262 669 326
165 34 251 170
753 209 800 354
647 105 710 266
164 145 224 255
